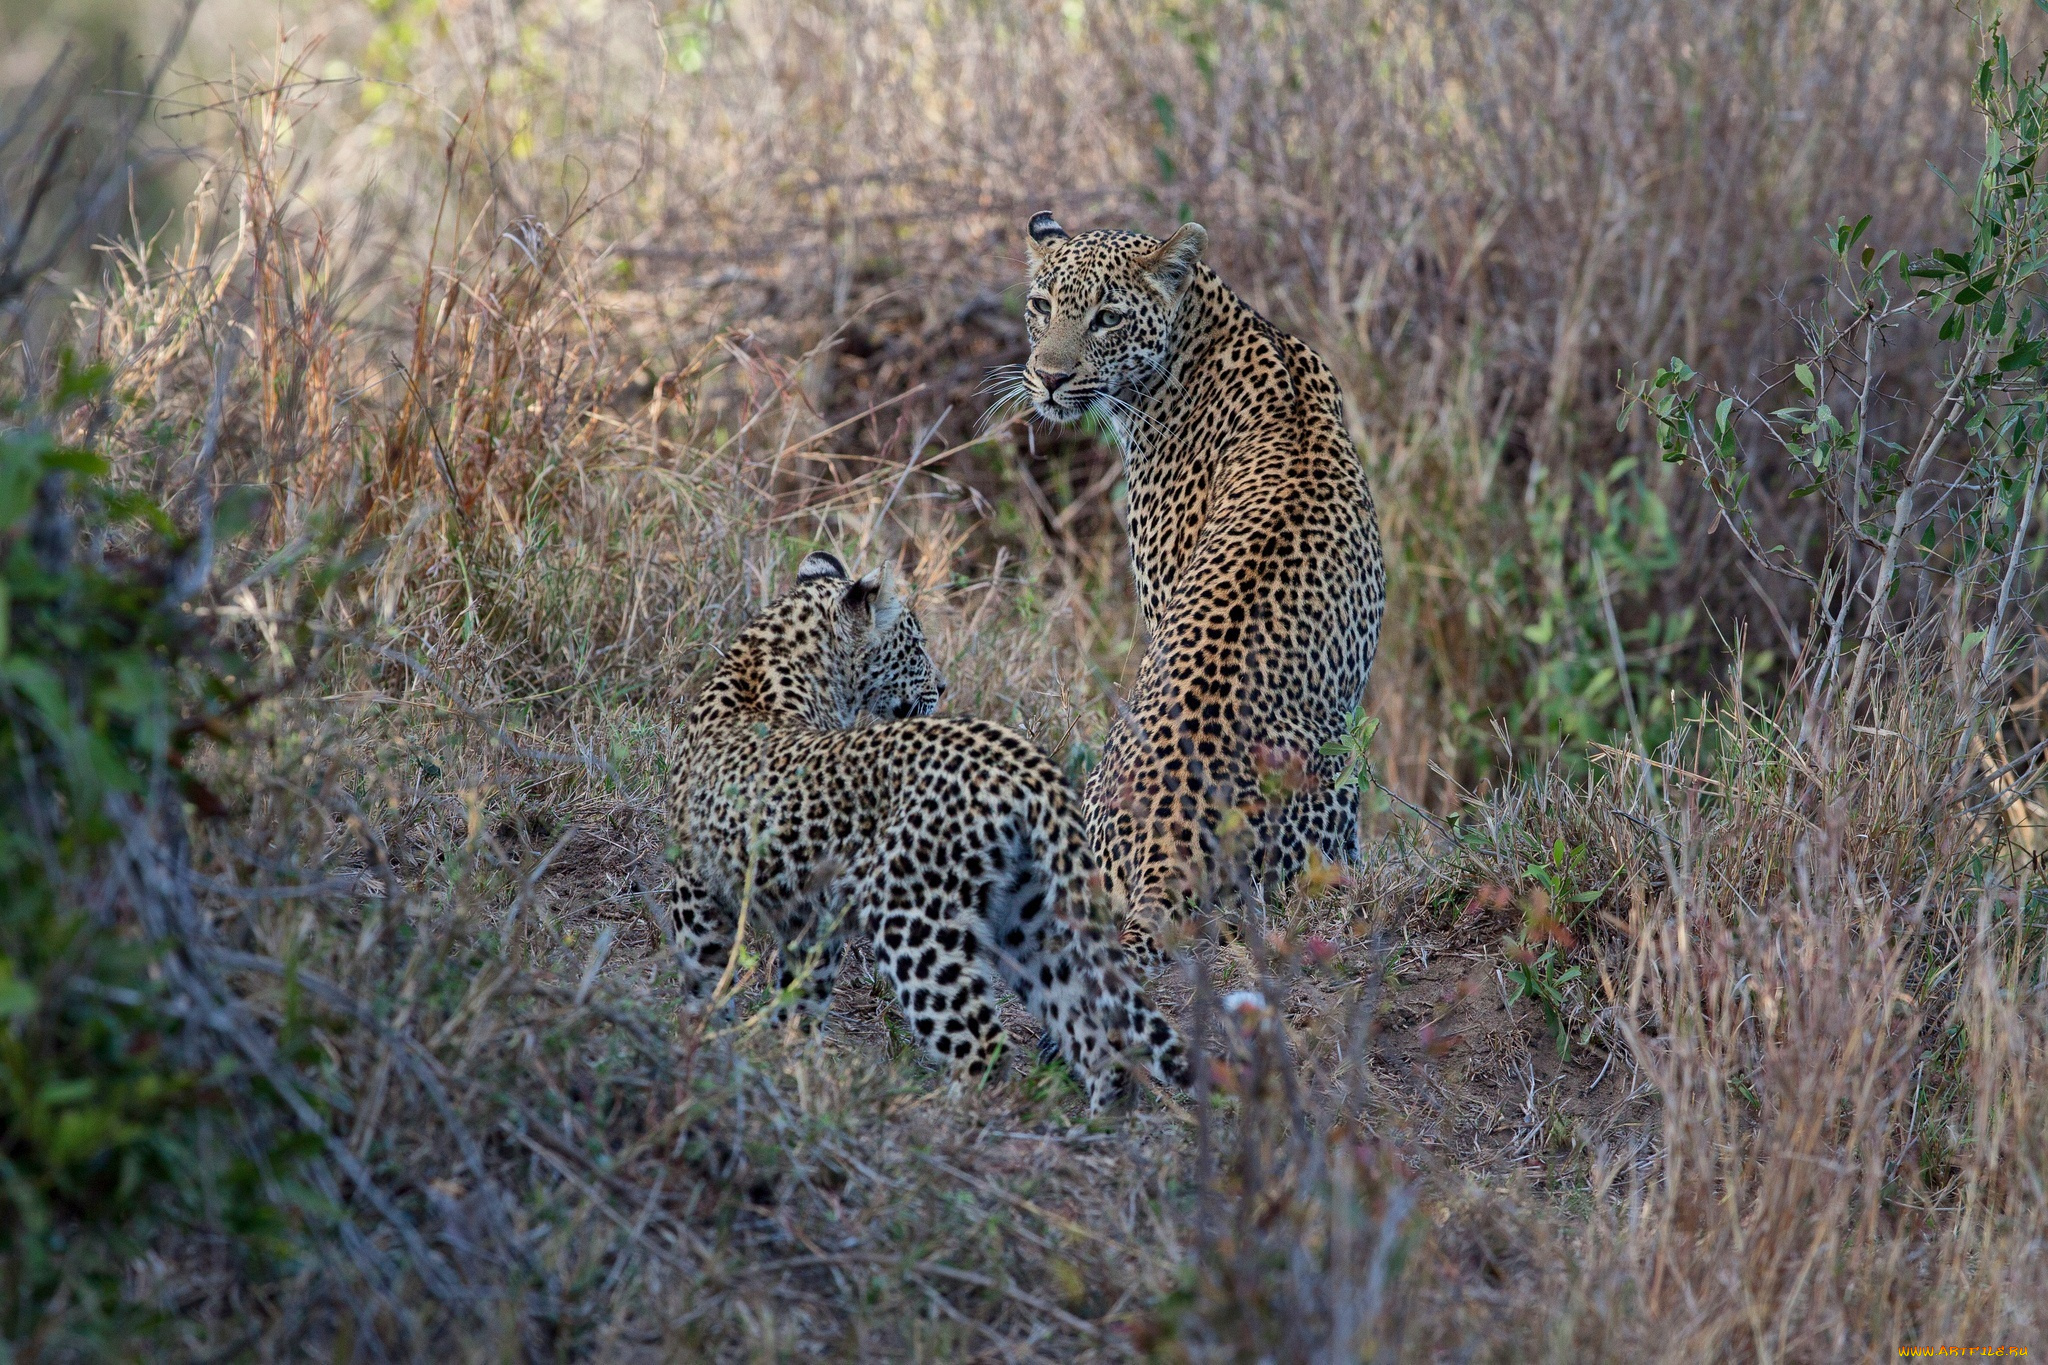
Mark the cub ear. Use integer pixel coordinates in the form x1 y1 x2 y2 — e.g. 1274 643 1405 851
1139 221 1207 301
799 550 848 581
1026 210 1069 266
841 567 884 617
871 565 906 632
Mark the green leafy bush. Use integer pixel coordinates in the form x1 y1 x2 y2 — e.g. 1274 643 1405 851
0 362 283 1355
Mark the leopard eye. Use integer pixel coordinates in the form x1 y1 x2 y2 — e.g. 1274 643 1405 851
1093 308 1125 331
1026 295 1051 320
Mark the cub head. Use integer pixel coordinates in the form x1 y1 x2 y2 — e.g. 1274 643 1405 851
1017 211 1208 425
792 550 946 724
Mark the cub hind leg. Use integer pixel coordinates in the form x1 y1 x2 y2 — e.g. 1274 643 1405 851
668 853 852 1036
856 845 1009 1084
986 855 1189 1110
985 858 1122 1109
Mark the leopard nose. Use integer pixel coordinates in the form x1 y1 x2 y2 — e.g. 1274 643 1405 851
1033 368 1073 396
935 677 948 697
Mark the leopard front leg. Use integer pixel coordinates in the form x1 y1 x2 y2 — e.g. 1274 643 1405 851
666 854 737 997
767 888 854 1032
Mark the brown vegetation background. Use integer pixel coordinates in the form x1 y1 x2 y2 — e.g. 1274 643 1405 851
4 0 2045 1359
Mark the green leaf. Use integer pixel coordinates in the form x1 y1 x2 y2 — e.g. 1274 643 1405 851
5 657 69 732
51 352 113 407
1954 272 2002 306
0 968 36 1019
104 488 177 536
41 447 110 478
52 1107 134 1165
38 1077 96 1107
213 484 271 541
97 651 166 723
1150 92 1177 136
1998 336 2043 371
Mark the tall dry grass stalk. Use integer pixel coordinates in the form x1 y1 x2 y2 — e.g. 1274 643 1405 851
155 0 2008 795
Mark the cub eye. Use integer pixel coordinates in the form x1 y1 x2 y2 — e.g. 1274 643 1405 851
1026 296 1051 320
1093 308 1125 330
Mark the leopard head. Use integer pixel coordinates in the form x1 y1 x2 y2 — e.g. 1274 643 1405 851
800 551 946 724
1017 211 1207 425
701 552 945 730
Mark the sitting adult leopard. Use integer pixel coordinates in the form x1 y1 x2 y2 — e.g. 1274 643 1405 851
1012 211 1385 949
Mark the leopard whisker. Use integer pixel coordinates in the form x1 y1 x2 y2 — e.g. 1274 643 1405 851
975 364 1026 396
1095 390 1165 447
975 384 1035 439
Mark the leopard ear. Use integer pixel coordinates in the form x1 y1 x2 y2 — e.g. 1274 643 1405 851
871 564 907 632
1140 221 1207 301
841 567 884 617
1026 210 1069 266
799 550 848 581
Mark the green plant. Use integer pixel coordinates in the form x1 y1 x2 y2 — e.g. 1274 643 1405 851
1500 923 1584 1058
1318 705 1381 793
0 362 281 1352
1521 836 1607 915
1500 844 1598 1058
1518 458 1700 762
1630 20 2048 758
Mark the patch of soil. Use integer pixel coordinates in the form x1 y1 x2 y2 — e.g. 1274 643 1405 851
529 808 1656 1188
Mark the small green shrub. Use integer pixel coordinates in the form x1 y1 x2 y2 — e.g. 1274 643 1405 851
0 363 298 1356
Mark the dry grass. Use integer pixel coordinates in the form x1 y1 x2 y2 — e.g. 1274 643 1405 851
159 0 2016 791
4 0 2046 1359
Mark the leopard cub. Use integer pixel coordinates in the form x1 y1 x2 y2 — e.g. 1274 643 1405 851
664 550 1186 1110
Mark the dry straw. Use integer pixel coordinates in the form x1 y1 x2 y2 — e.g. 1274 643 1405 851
1 0 2041 1358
